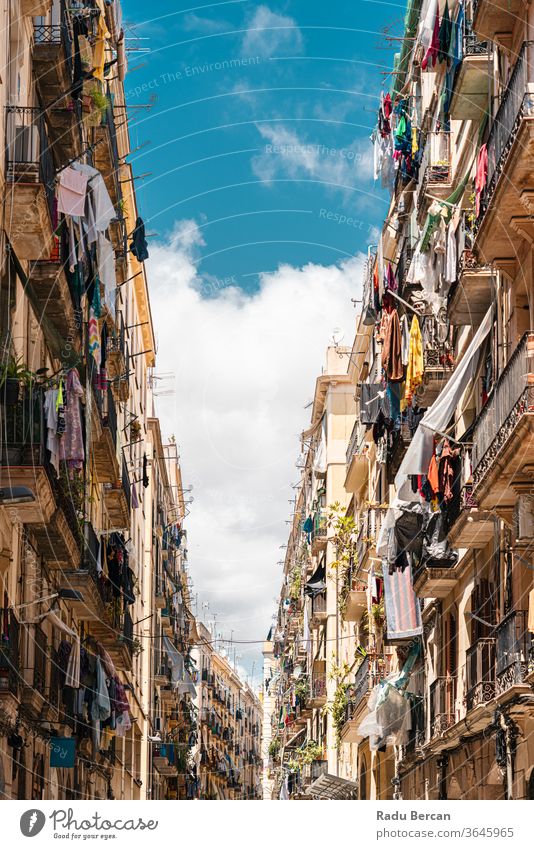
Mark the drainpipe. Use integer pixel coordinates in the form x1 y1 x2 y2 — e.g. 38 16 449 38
496 709 517 800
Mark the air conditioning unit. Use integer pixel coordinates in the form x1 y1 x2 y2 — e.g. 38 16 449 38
515 494 534 542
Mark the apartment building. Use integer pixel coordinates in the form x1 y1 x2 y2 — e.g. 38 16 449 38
191 623 263 800
267 347 359 800
266 0 534 801
0 0 190 801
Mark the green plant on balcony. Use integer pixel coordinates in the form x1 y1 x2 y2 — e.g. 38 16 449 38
294 677 309 702
85 86 110 128
0 355 36 405
289 566 301 601
327 503 358 619
268 737 280 760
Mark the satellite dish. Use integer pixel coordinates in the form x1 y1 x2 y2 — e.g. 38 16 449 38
293 664 303 680
331 327 345 346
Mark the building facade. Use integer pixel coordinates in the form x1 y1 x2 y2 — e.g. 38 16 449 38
0 0 262 801
266 0 534 801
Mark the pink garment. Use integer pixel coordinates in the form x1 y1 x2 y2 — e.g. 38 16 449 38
59 368 85 472
475 144 488 217
421 9 440 70
57 166 88 217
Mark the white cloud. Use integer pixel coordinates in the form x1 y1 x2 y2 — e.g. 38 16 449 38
182 13 230 33
242 5 303 58
251 124 374 191
147 220 363 676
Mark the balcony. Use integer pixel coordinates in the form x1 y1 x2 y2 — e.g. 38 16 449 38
94 87 122 206
495 610 532 700
310 592 327 627
447 253 493 327
446 486 495 550
412 557 457 599
33 4 82 163
309 671 327 708
415 333 454 407
5 106 55 261
310 511 327 556
90 608 134 672
0 611 20 724
472 332 534 512
0 392 56 525
345 421 370 496
103 456 131 526
475 42 534 262
429 676 456 739
340 656 371 742
466 637 496 714
449 26 490 121
29 229 81 346
60 523 107 622
419 132 452 209
344 585 367 622
301 759 328 785
472 0 525 44
92 384 120 485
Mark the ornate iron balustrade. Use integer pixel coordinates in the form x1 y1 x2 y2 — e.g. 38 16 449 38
429 676 456 737
0 610 20 697
5 105 56 223
472 332 534 480
465 637 496 711
477 41 534 222
495 609 531 694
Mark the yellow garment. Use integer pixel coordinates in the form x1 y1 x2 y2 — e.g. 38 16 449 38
402 315 423 411
412 127 418 155
93 7 110 83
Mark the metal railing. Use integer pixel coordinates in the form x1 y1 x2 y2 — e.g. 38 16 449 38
122 455 131 511
311 592 327 619
479 42 533 219
472 332 534 476
346 420 367 465
33 0 73 76
311 510 327 541
311 672 327 700
0 390 45 466
495 610 531 694
33 626 48 692
5 105 56 223
466 637 496 711
429 676 456 737
346 656 370 719
0 610 20 697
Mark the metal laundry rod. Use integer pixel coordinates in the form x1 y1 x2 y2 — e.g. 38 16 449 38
388 288 423 316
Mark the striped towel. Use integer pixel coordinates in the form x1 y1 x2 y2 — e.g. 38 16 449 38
88 307 101 371
383 564 423 641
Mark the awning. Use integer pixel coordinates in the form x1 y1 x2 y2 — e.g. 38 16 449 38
304 773 359 800
304 562 326 597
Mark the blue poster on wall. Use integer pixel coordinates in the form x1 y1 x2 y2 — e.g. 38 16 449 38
50 737 75 768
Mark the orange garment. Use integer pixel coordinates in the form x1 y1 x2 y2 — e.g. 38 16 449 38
427 454 439 495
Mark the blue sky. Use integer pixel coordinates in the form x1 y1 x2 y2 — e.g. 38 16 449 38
124 1 398 288
122 1 401 682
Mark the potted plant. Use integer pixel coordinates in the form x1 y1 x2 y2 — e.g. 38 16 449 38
130 420 142 443
0 356 34 406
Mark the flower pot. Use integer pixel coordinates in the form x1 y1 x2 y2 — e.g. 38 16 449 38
0 378 20 406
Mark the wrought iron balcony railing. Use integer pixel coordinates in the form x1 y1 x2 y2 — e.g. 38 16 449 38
477 41 533 223
495 609 531 695
429 676 456 737
472 331 534 481
465 637 496 711
5 105 56 222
